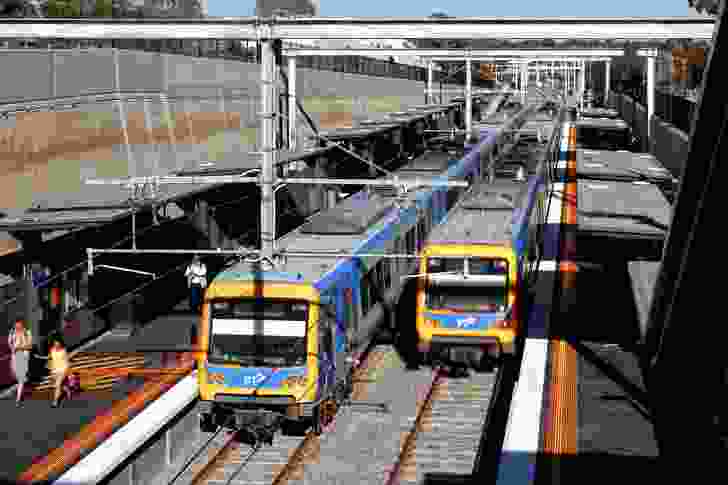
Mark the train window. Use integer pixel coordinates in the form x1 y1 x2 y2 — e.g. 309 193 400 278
427 257 465 274
360 274 371 316
396 236 406 274
416 219 426 251
426 284 507 313
381 259 391 291
469 258 508 276
406 228 415 254
208 298 308 367
446 189 457 211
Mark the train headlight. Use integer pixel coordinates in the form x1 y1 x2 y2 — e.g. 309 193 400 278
283 376 307 389
496 319 510 329
207 372 225 385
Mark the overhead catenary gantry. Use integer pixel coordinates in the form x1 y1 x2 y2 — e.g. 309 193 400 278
284 48 625 130
0 16 714 261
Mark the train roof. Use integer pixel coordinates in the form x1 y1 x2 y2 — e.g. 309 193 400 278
580 107 620 119
426 180 529 248
317 123 401 141
397 151 453 173
577 179 671 239
575 118 629 131
298 192 393 236
218 149 459 284
576 149 675 183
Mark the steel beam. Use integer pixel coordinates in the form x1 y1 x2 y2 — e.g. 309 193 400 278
644 3 727 471
0 18 713 41
85 176 469 188
282 48 626 57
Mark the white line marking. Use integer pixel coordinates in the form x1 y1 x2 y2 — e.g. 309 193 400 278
55 374 199 485
496 338 549 484
547 183 565 223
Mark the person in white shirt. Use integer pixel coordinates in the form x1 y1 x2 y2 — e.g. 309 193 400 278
185 255 207 314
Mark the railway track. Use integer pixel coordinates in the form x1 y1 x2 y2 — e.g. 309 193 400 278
163 344 510 485
165 347 392 485
186 345 504 485
385 367 499 485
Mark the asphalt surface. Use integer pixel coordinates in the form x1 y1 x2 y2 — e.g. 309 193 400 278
0 299 197 483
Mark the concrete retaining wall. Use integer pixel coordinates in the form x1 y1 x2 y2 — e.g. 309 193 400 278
107 400 201 485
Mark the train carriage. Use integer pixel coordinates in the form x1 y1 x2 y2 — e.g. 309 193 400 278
196 125 502 435
413 114 560 371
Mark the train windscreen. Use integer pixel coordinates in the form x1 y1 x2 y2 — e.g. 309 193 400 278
425 257 508 312
208 299 309 367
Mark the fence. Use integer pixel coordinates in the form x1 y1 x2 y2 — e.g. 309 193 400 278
0 41 468 85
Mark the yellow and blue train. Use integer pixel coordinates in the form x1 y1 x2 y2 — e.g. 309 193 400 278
415 110 562 370
195 121 509 435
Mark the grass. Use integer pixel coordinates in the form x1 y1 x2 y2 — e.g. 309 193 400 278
239 127 257 147
47 159 82 193
76 111 181 130
206 127 257 161
366 96 402 113
76 111 117 130
92 158 130 178
207 129 226 161
303 96 354 113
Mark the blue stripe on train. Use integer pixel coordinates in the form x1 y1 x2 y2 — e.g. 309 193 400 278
206 365 307 389
424 312 501 330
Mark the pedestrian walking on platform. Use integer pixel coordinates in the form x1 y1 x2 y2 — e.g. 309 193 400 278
185 255 207 314
36 336 70 408
8 319 32 407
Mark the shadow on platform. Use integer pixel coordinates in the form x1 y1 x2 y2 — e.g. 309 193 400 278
551 259 643 348
534 451 660 484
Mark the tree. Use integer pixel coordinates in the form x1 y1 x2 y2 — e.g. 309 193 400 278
689 0 721 15
46 0 81 17
95 0 112 17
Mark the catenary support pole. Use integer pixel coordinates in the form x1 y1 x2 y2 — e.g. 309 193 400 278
647 53 656 145
260 40 278 259
465 58 472 135
288 56 297 151
605 59 611 105
427 60 433 104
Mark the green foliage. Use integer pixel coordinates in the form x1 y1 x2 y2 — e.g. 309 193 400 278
95 0 113 17
46 0 82 17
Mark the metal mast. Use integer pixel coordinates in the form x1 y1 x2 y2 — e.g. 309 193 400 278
260 39 277 260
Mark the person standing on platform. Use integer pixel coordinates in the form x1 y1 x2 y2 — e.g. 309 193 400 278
8 319 32 407
185 255 207 314
36 335 70 408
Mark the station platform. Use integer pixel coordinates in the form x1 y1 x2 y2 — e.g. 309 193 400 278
499 117 661 485
0 299 196 484
545 119 660 483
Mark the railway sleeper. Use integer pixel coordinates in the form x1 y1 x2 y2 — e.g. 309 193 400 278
426 340 503 373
